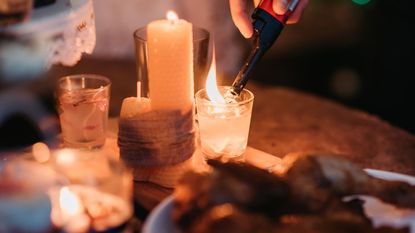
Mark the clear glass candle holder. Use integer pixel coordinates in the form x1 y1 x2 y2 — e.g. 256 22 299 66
47 149 133 233
134 25 210 99
56 74 111 150
195 86 254 161
0 158 61 233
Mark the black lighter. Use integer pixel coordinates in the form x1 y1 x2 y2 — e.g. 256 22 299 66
229 0 300 96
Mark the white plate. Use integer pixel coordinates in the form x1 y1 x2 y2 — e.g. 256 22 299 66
143 169 415 233
142 195 179 233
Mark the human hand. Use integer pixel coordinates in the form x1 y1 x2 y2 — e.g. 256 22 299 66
229 0 309 38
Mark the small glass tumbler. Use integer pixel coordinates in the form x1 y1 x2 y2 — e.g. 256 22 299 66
195 86 254 161
56 74 111 149
48 149 133 233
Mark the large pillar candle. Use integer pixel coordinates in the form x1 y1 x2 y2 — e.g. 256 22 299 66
147 11 194 111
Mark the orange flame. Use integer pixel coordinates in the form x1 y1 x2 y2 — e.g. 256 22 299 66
206 48 225 104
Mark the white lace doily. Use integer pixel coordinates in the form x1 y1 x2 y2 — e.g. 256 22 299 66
0 0 96 81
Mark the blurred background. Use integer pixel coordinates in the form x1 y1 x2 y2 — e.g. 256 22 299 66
1 0 414 150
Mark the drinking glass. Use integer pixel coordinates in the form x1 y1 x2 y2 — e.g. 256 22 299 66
48 149 133 233
56 74 111 149
195 86 254 161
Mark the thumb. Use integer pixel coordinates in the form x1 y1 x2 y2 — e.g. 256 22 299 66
273 0 288 15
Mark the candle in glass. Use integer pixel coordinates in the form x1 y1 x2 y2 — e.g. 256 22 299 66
147 10 194 111
195 58 254 161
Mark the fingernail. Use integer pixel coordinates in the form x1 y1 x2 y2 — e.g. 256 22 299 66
274 0 288 15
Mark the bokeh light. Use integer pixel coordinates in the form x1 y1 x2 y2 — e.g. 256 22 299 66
352 0 371 5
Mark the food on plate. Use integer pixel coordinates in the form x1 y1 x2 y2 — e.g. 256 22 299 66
172 154 414 233
285 154 415 211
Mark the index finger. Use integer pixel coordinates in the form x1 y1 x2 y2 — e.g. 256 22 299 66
229 0 254 38
286 0 309 24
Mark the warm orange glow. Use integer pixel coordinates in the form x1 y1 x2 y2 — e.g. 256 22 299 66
59 187 83 216
32 142 50 163
166 10 179 24
206 49 225 104
56 149 75 165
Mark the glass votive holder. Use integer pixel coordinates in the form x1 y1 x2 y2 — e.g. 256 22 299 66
56 74 111 149
195 86 254 161
133 25 210 99
0 158 61 233
47 149 133 233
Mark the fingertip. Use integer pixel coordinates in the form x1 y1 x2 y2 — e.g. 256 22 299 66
286 0 308 24
229 0 254 38
241 27 254 38
286 17 299 24
235 21 253 38
273 0 288 15
233 15 254 38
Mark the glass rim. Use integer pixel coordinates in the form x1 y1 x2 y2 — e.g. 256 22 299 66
195 86 254 107
58 74 111 90
133 25 210 43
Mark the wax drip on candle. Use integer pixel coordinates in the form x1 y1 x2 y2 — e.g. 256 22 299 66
167 10 179 25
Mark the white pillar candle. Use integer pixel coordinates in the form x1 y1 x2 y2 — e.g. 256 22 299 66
147 11 194 111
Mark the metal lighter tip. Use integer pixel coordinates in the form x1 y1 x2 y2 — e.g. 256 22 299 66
229 32 263 96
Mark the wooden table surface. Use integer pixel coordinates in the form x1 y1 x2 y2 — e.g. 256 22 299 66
108 85 415 213
246 85 415 176
110 84 415 175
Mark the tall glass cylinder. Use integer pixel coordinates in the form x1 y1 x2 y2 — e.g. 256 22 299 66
133 26 210 102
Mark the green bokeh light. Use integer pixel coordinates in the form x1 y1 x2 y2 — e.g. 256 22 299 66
352 0 371 5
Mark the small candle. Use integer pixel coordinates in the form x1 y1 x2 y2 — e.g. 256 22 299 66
147 10 194 111
119 81 151 118
120 97 151 118
195 57 254 161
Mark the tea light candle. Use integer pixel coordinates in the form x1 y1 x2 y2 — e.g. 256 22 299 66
147 10 194 111
195 56 254 161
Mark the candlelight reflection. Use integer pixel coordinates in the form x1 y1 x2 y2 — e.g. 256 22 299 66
166 10 179 24
32 142 50 163
60 187 83 216
56 149 76 165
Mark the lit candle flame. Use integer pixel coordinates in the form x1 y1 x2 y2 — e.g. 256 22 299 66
206 48 225 104
166 10 179 25
59 187 83 216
